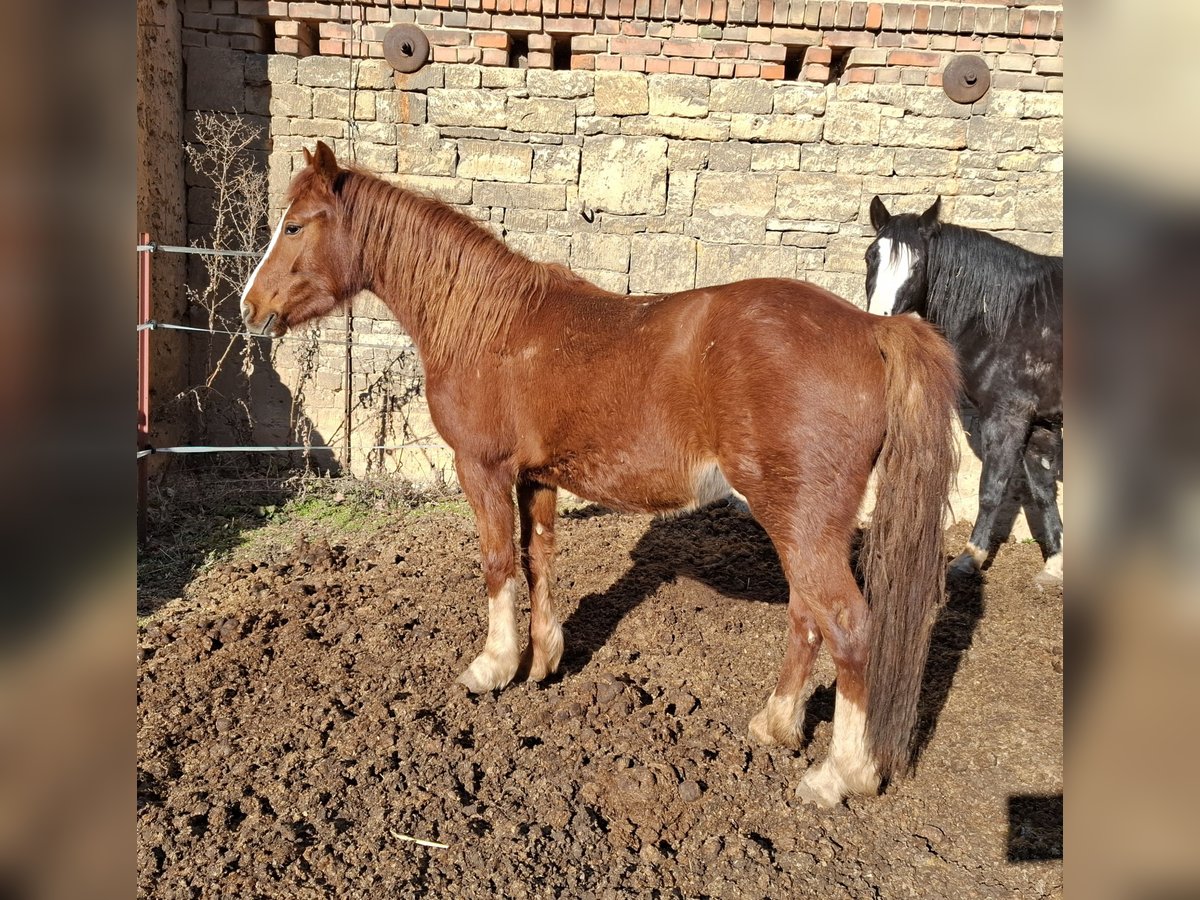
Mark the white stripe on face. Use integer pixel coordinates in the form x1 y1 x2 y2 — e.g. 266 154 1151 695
239 203 291 319
867 237 915 317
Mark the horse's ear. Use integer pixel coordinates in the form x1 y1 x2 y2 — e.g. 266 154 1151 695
302 146 314 167
312 140 340 179
919 196 942 236
869 196 891 232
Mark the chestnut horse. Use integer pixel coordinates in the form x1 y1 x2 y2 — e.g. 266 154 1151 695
241 142 960 806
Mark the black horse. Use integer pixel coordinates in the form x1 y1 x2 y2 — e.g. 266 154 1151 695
865 196 1063 585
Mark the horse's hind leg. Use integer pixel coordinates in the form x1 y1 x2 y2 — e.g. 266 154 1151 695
517 479 564 681
1024 425 1064 585
791 555 880 807
952 409 1030 576
456 458 522 693
748 588 822 749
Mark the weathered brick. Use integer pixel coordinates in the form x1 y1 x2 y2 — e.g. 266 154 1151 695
622 115 729 141
580 135 669 215
967 116 1039 152
267 53 298 85
893 148 957 177
186 47 245 110
696 244 795 288
474 182 568 210
1023 93 1063 120
394 65 446 92
594 72 650 116
834 145 895 176
694 172 777 217
296 55 353 88
312 88 352 120
384 173 474 204
575 268 629 294
709 79 775 114
396 139 458 176
879 116 967 150
773 83 827 115
729 114 823 143
269 83 312 117
355 143 397 173
457 139 533 182
823 101 882 144
526 69 595 98
427 89 507 126
509 98 577 134
648 74 711 117
629 233 697 293
951 194 1016 230
506 231 571 265
750 143 800 171
531 145 581 183
775 172 863 221
571 233 631 272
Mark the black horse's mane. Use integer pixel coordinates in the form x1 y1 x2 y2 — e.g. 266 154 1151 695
924 223 1062 339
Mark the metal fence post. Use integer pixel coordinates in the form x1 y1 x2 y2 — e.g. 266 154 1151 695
138 233 152 544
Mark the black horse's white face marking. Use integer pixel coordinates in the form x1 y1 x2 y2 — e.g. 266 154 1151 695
866 237 917 316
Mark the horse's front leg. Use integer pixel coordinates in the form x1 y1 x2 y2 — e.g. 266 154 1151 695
456 458 522 693
518 478 564 682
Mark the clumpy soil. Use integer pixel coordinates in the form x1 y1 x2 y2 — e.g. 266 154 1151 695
138 502 1062 899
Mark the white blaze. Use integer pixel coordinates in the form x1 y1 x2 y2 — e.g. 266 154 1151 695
239 204 291 318
867 237 915 317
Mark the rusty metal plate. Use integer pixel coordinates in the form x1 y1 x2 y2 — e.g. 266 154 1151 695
943 55 991 104
384 25 430 74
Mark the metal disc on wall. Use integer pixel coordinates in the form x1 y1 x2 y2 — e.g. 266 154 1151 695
943 55 991 104
384 25 430 74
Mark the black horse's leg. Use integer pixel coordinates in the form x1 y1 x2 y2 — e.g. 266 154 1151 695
951 410 1031 576
1023 424 1064 585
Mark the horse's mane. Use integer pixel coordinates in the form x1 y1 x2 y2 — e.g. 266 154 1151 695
925 223 1062 340
313 168 584 365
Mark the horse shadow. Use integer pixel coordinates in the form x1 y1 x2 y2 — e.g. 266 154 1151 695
558 503 986 759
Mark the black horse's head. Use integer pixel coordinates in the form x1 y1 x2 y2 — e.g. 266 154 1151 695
865 195 942 317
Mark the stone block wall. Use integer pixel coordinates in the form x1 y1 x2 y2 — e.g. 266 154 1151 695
179 0 1064 490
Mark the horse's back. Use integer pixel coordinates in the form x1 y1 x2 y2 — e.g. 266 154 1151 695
668 278 891 497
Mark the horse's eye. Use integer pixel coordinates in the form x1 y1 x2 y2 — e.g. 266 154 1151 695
284 223 302 236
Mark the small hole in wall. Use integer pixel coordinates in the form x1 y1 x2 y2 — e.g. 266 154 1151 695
257 18 275 54
829 47 850 82
551 35 572 71
784 45 805 81
508 33 529 68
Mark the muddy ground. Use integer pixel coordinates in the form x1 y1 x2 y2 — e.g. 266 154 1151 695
137 498 1062 899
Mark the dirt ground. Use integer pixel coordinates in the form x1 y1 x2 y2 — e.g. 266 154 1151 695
137 497 1062 899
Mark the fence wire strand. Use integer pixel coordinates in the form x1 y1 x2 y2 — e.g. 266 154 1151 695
137 242 260 258
138 321 415 354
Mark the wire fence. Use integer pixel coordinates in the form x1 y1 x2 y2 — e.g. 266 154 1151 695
137 240 439 467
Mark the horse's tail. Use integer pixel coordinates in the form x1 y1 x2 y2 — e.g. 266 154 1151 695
863 314 960 782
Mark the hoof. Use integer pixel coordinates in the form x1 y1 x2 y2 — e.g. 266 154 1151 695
796 764 846 808
1034 552 1063 590
457 652 519 694
948 552 981 579
748 708 800 749
519 623 564 683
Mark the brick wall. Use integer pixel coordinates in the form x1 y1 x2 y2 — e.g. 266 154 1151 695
179 0 1063 489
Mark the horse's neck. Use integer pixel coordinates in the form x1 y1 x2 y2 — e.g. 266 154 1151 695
354 192 541 369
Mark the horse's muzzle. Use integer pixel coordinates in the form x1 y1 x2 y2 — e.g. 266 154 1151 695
243 308 280 338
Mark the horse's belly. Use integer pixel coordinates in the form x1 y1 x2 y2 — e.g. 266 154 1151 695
535 455 736 515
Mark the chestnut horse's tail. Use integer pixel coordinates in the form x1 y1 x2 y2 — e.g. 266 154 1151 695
863 314 960 782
